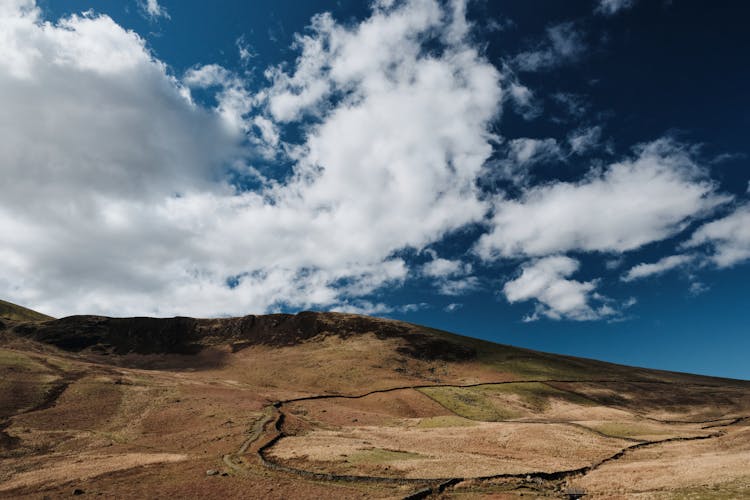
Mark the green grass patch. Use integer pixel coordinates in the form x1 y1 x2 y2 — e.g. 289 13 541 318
415 415 478 428
477 382 597 410
418 386 519 421
588 422 680 439
0 349 50 372
419 382 596 421
421 327 612 380
347 448 424 464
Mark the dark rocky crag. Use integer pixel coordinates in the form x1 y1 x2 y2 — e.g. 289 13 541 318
9 312 476 361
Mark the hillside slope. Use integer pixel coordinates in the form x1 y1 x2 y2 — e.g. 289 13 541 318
0 299 53 323
1 310 748 498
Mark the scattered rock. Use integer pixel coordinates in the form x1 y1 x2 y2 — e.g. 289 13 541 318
206 469 219 476
72 488 85 495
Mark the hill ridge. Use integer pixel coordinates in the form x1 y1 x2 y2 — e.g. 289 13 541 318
0 299 53 323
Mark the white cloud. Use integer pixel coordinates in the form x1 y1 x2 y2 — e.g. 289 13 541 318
509 138 562 165
595 0 636 16
503 256 610 321
514 22 586 72
684 203 750 267
476 139 730 259
422 257 470 278
568 126 602 155
422 253 479 296
484 137 563 187
621 254 694 282
330 300 424 316
0 6 239 203
444 302 463 312
506 81 540 119
436 277 480 296
138 0 169 20
0 0 503 317
2 0 741 325
499 65 541 120
183 63 255 133
236 35 257 65
605 257 624 270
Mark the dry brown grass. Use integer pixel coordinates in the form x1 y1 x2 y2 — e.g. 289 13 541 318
1 314 749 498
268 420 631 478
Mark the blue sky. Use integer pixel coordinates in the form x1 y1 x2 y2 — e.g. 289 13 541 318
2 0 749 379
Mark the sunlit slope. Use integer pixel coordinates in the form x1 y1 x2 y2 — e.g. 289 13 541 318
7 311 746 389
0 299 53 322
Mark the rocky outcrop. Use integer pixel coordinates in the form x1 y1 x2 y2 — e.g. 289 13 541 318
8 311 477 360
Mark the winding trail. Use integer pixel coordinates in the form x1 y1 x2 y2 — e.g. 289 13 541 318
224 378 748 497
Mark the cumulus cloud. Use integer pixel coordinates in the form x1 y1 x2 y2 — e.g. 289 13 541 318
595 0 636 16
621 254 694 282
476 139 730 259
0 0 502 317
2 0 743 325
514 22 586 72
684 203 750 267
503 256 611 321
0 5 238 204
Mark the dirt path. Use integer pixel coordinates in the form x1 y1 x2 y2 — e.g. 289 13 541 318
222 406 276 473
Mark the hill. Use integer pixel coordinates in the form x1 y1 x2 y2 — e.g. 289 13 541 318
1 311 749 498
0 299 53 323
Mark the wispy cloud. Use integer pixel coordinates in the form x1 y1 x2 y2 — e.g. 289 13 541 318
138 0 169 20
622 254 694 282
514 22 586 72
595 0 636 16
